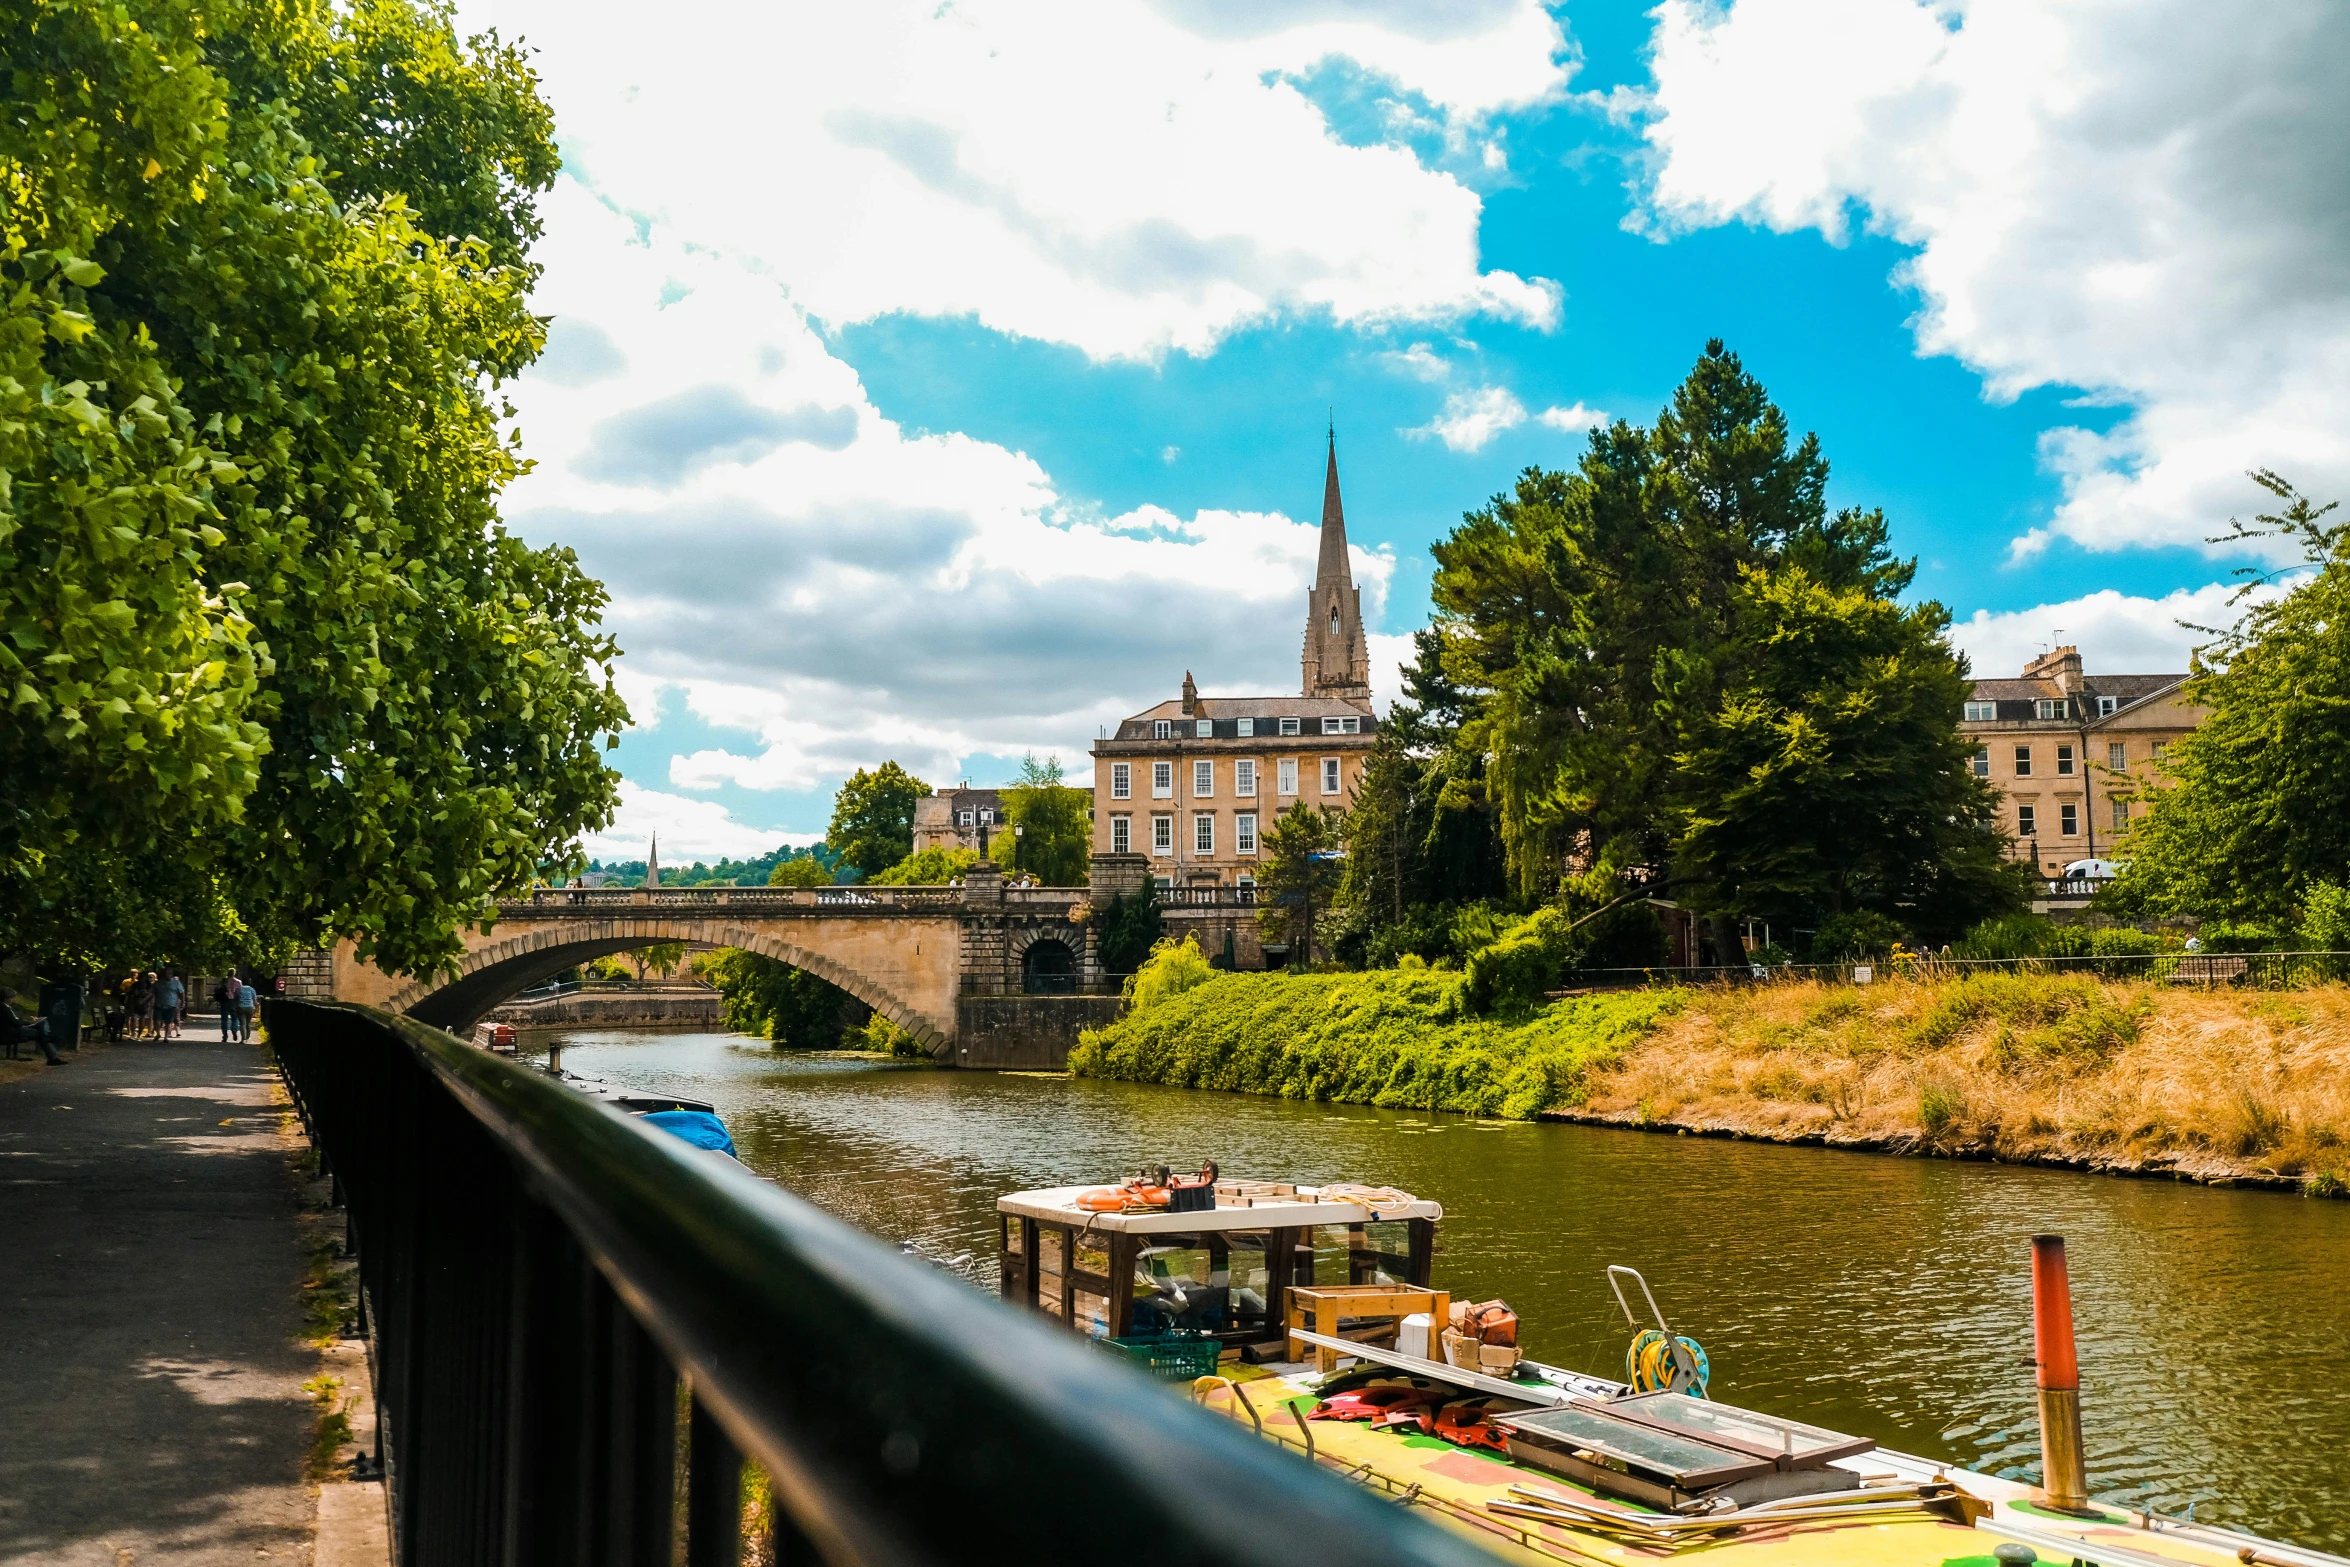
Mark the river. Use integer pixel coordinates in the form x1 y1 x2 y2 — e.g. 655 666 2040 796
528 1027 2350 1550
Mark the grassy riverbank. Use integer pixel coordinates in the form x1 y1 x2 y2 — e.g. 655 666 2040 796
1070 965 2350 1194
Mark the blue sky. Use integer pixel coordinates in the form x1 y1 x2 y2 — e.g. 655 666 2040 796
459 0 2350 862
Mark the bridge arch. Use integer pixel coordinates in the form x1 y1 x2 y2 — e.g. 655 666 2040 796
382 917 957 1055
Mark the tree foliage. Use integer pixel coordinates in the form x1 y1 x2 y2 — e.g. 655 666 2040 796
827 762 928 879
2109 473 2350 925
767 855 834 888
1 0 625 976
1000 753 1091 885
1429 341 2019 947
701 946 867 1049
872 845 981 885
1254 802 1345 961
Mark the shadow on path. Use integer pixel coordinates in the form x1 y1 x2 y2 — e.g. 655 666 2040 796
0 1037 314 1565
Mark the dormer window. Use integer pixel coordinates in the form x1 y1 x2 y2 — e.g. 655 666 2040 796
1152 719 1173 739
1963 701 1995 721
1195 719 1212 738
1279 717 1301 736
2097 695 2118 717
1236 717 1254 737
957 810 973 827
2036 698 2066 720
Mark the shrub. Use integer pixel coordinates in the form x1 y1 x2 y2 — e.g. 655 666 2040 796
1952 913 2059 959
2201 920 2288 953
1813 911 1906 961
873 846 983 885
1463 907 1574 1016
1123 936 1217 1014
1918 1081 1967 1136
2300 881 2350 951
1070 969 1681 1120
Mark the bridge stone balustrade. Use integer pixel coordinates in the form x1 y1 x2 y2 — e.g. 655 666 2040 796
313 863 1113 1060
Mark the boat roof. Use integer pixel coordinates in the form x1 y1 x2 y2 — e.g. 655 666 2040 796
997 1184 1442 1233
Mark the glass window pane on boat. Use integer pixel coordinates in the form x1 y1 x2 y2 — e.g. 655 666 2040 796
1132 1241 1227 1335
1075 1236 1112 1277
1224 1232 1271 1326
1036 1229 1064 1273
1503 1405 1758 1483
1074 1291 1109 1338
1603 1392 1860 1462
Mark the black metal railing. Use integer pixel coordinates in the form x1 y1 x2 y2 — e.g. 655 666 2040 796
1558 950 2350 992
269 1000 1486 1567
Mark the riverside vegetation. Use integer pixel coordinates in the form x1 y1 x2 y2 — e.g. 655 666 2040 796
1072 941 2350 1196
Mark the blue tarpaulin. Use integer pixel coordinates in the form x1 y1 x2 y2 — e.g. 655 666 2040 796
640 1110 737 1158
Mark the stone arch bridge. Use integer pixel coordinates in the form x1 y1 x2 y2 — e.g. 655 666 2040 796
299 863 1130 1065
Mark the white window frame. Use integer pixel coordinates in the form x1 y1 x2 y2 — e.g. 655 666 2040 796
979 807 995 825
1152 719 1173 739
1236 717 1254 738
2107 742 2126 771
1150 814 1173 855
2013 746 2033 778
1971 746 1990 778
1320 715 1362 735
1193 759 1213 798
2097 695 2118 717
1963 700 1996 722
957 810 973 827
2111 797 2130 830
1235 759 1256 797
1110 762 1130 800
1196 718 1212 738
1194 812 1215 855
2060 803 2079 837
1151 761 1173 798
1235 812 1257 855
1279 717 1301 736
1321 757 1341 795
2055 745 2074 777
1277 758 1298 796
1110 814 1131 854
2036 698 2066 720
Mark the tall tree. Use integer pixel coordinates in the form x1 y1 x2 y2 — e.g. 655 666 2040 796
827 763 929 878
2110 473 2350 925
1000 753 1092 885
1 0 624 977
1430 341 2016 947
1255 803 1346 963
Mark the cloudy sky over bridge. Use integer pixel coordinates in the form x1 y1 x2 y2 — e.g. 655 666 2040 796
454 0 2350 861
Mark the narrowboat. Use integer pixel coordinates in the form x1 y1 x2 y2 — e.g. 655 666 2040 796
998 1172 2346 1567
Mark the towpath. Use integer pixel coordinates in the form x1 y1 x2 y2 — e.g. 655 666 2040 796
0 1033 341 1564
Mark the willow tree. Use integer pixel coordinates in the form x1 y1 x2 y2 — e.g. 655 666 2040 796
1 0 626 975
1430 342 2019 950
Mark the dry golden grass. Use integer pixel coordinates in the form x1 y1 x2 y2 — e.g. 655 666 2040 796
1574 976 2350 1194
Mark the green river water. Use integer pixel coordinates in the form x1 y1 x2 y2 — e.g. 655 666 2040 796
529 1027 2350 1551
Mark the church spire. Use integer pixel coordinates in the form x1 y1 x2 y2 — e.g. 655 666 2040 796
644 833 661 889
1302 427 1371 704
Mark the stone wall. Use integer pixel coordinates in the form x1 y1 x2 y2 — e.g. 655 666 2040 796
952 994 1125 1070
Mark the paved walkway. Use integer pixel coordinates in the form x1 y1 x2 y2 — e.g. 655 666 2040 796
0 1036 320 1564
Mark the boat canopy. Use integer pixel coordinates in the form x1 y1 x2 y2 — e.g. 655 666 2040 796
996 1184 1441 1234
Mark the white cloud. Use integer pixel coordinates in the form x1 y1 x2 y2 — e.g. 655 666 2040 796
1640 0 2350 561
503 188 1395 810
1536 401 1607 432
1406 385 1527 452
1946 581 2288 680
462 0 1568 362
585 781 818 864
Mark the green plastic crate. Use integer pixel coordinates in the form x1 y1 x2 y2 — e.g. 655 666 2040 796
1097 1332 1222 1381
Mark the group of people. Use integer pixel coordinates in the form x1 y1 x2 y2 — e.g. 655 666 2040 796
110 970 259 1042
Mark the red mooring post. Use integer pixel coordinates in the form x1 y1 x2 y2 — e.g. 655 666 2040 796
2030 1234 2091 1512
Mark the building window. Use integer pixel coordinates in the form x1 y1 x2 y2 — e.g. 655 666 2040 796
1236 873 1256 904
2060 803 2079 837
1152 719 1173 739
1321 715 1361 735
2107 742 2126 771
1235 759 1257 797
1194 812 1216 854
2056 745 2074 777
1972 746 1989 778
1279 717 1301 736
2098 695 2118 717
1110 762 1130 800
2013 746 2033 777
1150 814 1173 855
2018 805 2037 837
1110 814 1131 854
2036 698 2066 720
2111 798 2130 830
957 810 974 827
1963 700 1996 722
1237 717 1254 738
1196 718 1212 738
1321 757 1341 794
1278 758 1298 795
1235 812 1257 855
2151 741 2168 762
1193 759 1213 797
979 808 995 825
1151 761 1173 798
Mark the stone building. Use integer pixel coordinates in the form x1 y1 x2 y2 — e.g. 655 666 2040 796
1089 435 1379 899
1959 646 2206 875
911 786 1006 854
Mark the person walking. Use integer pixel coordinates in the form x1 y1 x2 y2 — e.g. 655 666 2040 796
156 969 184 1040
128 971 155 1041
234 976 257 1043
213 973 237 1041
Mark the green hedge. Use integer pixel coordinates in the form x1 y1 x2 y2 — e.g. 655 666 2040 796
1068 969 1682 1120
